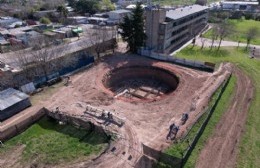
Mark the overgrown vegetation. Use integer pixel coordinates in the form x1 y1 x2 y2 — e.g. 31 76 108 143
39 17 51 24
174 46 260 167
0 117 108 165
68 0 115 14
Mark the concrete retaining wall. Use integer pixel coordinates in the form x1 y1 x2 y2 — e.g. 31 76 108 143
0 108 46 142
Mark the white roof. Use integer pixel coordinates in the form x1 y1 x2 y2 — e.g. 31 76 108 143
68 16 88 19
88 17 108 21
0 88 29 111
126 4 146 9
166 5 208 20
221 1 259 5
109 9 130 14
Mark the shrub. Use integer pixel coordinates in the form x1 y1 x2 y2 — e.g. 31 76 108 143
40 17 51 24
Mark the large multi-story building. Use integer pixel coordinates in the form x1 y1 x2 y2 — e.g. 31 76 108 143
145 5 209 54
220 1 259 11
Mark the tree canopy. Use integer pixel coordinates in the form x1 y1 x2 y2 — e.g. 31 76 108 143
195 0 207 6
119 3 146 53
57 5 68 18
75 0 101 14
100 0 115 11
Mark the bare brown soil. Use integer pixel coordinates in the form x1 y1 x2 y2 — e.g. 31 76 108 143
196 67 254 168
0 54 233 168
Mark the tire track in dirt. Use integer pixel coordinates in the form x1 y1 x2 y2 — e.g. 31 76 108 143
196 66 254 168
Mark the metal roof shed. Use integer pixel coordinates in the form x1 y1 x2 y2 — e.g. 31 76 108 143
0 88 31 122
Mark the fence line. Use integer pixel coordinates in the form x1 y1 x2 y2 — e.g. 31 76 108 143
181 73 232 167
137 48 215 72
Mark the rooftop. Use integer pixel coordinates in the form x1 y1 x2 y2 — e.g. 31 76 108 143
166 5 208 20
0 88 29 111
221 1 259 5
109 9 131 14
67 16 88 19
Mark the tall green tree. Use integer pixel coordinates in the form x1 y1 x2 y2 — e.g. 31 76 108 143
195 0 207 6
75 0 101 14
119 3 146 53
245 27 258 50
57 5 68 18
100 0 115 11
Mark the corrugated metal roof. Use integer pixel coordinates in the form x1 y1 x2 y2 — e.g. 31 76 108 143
166 5 208 21
221 1 259 5
0 88 29 111
109 9 131 14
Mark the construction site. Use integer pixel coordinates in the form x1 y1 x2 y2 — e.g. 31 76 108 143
0 53 234 168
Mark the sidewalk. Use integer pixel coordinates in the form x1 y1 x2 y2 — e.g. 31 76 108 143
195 37 260 49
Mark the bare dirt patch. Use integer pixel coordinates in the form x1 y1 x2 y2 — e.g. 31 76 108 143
41 54 231 167
196 67 254 168
0 54 233 168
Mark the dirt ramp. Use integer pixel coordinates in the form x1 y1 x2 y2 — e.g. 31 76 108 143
196 66 254 168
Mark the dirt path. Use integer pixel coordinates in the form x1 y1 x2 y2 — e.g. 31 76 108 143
196 67 254 168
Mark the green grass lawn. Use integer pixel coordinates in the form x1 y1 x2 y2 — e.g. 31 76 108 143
174 46 260 167
0 117 108 166
203 19 260 45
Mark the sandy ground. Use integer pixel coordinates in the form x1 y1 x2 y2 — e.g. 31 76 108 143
196 67 254 168
0 53 233 168
44 54 231 168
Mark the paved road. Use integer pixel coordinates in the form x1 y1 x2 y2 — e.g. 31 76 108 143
195 37 260 49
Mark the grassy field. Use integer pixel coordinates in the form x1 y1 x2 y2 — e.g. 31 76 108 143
174 46 260 167
203 19 260 45
157 74 236 168
0 117 108 166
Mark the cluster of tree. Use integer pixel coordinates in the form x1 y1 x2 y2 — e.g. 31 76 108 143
16 38 78 83
195 0 207 6
39 17 51 24
119 3 146 53
209 20 234 50
84 25 117 59
0 0 66 20
68 0 115 14
204 20 259 51
208 11 230 23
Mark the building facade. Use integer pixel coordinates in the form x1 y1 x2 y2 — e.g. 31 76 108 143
220 1 259 11
145 5 209 54
107 9 131 24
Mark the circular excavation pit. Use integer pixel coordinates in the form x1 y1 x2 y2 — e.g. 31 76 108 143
102 66 179 101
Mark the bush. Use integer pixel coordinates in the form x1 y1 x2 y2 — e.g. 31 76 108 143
255 15 260 21
230 11 243 19
39 17 51 24
244 13 254 20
